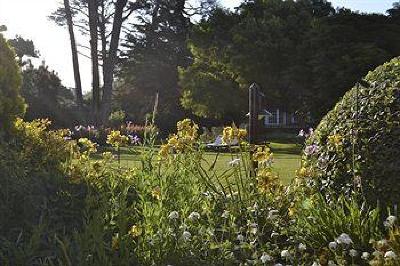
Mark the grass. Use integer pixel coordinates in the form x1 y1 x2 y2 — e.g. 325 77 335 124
98 140 302 185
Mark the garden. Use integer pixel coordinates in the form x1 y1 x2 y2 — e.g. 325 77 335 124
1 0 400 265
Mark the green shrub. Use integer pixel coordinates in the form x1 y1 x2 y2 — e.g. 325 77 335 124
109 110 126 128
0 119 85 263
0 33 25 134
294 194 382 252
302 57 400 206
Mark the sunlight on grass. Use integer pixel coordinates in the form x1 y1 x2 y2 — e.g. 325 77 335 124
98 141 302 184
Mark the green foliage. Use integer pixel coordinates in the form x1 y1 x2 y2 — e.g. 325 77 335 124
21 62 80 128
108 109 126 127
8 35 39 64
117 0 194 131
2 118 400 265
0 119 85 264
294 194 382 252
179 1 400 123
302 57 400 207
179 49 246 120
0 33 25 133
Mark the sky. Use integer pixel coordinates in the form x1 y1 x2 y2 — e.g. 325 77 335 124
0 0 397 92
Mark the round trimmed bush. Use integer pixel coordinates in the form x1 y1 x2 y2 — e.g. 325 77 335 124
0 33 25 133
302 57 400 206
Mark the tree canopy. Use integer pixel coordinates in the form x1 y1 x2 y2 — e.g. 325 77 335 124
178 0 400 124
0 33 25 133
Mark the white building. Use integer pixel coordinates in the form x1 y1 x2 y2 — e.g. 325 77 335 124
263 108 298 128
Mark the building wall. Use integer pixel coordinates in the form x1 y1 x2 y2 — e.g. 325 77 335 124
264 108 298 128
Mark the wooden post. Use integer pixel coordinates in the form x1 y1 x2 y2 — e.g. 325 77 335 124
249 83 260 177
249 83 259 145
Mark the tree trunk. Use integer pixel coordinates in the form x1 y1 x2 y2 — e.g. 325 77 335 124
88 0 101 124
64 0 84 109
99 0 108 80
100 0 128 124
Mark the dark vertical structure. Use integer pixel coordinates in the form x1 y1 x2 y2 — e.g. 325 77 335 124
249 83 262 176
248 83 260 145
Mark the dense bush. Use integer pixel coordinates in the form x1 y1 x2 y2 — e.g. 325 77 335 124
0 33 25 134
0 119 86 263
301 57 400 206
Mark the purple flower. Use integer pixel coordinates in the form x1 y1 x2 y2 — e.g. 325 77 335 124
87 125 96 132
129 135 141 145
75 125 83 132
304 144 319 156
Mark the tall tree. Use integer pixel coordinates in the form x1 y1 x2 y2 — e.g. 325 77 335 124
8 36 39 65
101 0 128 122
49 1 84 109
21 62 78 127
64 0 84 109
117 0 215 130
88 0 101 123
51 0 147 125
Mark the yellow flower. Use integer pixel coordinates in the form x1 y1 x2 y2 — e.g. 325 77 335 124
78 138 97 153
237 129 247 140
129 225 142 237
257 170 278 193
222 126 234 144
253 146 273 164
177 119 198 145
151 187 161 200
288 207 296 217
159 144 171 158
328 134 343 146
167 135 179 147
106 130 129 148
296 167 307 177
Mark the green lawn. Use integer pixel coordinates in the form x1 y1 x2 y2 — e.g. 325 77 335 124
101 141 302 185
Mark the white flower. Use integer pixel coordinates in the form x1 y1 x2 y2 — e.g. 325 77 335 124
336 233 353 245
328 241 337 250
253 202 259 210
327 261 337 266
221 210 230 219
311 262 320 266
271 232 279 238
280 249 290 258
349 249 358 257
228 158 241 167
182 231 191 241
274 264 283 266
260 252 272 263
188 211 200 221
385 251 397 259
377 239 388 248
268 209 279 219
372 250 383 257
168 211 179 220
361 252 370 260
237 234 245 242
249 223 258 235
384 215 397 227
298 243 307 252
